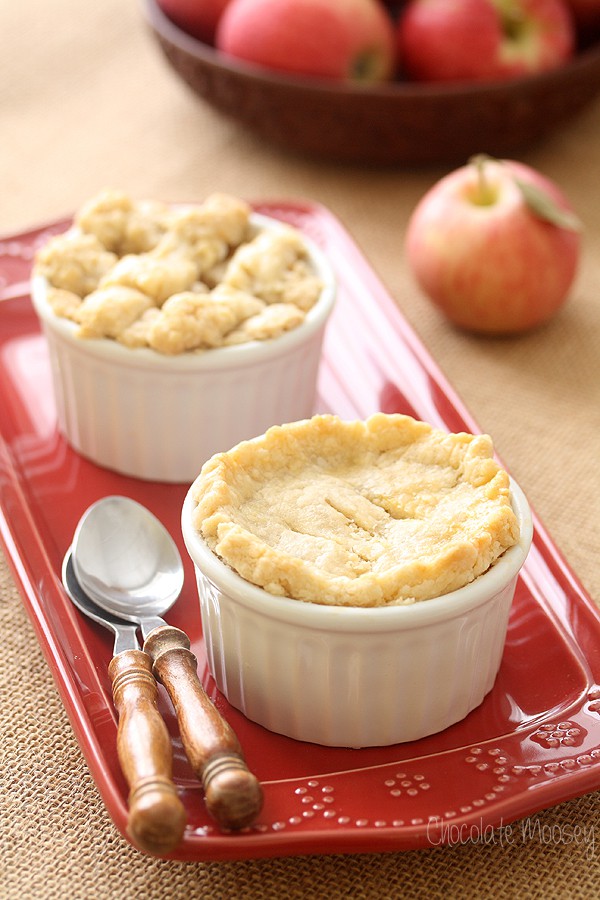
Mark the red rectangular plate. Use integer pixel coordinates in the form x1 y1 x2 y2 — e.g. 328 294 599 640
1 202 600 861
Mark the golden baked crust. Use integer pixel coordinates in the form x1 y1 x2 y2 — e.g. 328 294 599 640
191 414 520 607
34 190 324 354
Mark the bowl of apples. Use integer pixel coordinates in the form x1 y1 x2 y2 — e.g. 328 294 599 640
142 0 600 165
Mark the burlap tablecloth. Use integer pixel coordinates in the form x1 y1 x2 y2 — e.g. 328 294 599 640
2 2 599 896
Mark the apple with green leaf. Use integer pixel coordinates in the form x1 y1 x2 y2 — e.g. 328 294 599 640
216 0 397 82
405 156 582 335
397 0 575 82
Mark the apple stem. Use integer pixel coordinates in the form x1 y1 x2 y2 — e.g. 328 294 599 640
468 153 582 230
470 154 496 206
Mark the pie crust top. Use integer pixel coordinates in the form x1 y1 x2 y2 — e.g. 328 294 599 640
191 414 520 606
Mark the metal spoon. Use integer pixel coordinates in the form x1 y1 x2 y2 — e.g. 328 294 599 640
71 495 184 634
70 496 263 831
62 550 186 856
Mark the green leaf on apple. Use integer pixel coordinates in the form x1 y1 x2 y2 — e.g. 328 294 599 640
513 178 582 232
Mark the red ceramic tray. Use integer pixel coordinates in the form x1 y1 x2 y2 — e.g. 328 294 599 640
1 202 600 862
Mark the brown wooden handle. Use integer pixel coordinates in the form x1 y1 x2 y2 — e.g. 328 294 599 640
108 649 187 855
143 625 263 831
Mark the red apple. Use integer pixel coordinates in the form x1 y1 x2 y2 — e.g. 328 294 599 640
405 156 582 335
158 0 232 44
216 0 397 82
563 0 600 33
397 0 575 83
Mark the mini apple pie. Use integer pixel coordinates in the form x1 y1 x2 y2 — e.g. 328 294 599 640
191 413 520 607
33 190 323 353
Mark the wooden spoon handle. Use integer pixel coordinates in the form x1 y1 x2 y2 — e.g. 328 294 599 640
108 649 187 855
143 625 263 831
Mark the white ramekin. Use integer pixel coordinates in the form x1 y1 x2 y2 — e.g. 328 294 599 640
31 214 336 483
182 480 533 748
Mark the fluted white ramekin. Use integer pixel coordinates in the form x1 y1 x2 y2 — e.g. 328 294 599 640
31 214 335 482
182 480 533 748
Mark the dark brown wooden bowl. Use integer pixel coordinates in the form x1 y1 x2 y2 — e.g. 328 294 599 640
142 0 600 166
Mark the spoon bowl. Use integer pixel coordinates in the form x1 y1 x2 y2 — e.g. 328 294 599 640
63 549 140 654
72 495 184 621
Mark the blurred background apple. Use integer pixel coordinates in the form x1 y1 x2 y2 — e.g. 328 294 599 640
564 0 600 34
397 0 575 82
157 0 232 43
215 0 397 81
